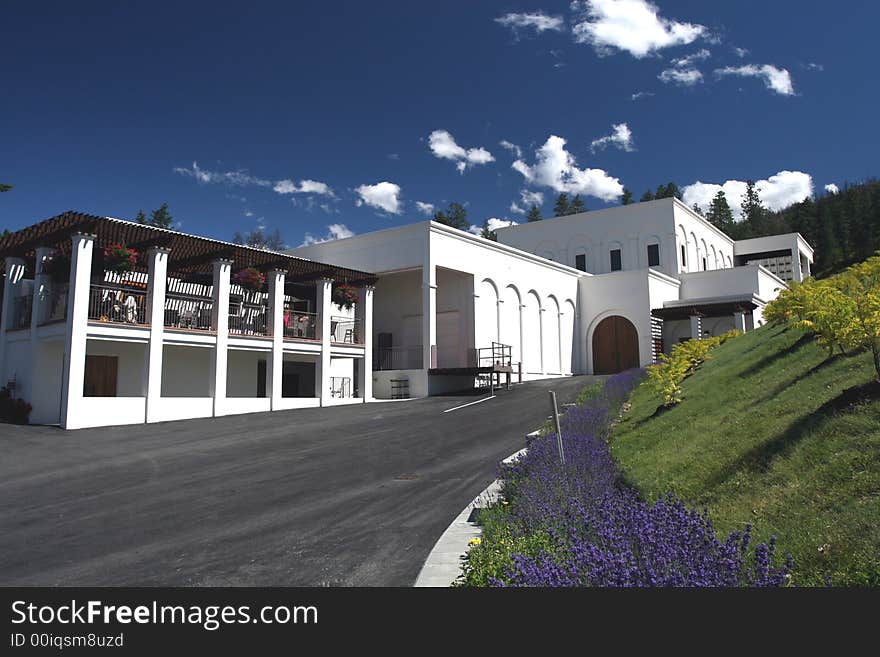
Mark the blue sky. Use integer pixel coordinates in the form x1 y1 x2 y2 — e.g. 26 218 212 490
2 1 877 245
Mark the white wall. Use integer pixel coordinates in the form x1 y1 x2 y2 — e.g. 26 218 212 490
162 344 212 397
226 348 266 397
2 333 32 400
30 339 64 424
496 198 736 278
85 338 146 397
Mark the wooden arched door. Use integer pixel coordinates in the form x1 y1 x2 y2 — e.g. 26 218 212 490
592 315 639 374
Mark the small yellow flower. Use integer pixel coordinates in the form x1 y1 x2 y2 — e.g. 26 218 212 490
501 500 509 506
468 538 482 546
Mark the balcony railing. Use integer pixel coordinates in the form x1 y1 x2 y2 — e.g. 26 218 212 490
7 295 32 330
329 376 352 398
40 283 69 325
88 285 147 325
229 301 268 337
165 293 213 331
374 345 423 371
330 316 363 344
283 310 317 340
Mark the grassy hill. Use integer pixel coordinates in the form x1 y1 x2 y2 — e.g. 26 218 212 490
611 325 880 586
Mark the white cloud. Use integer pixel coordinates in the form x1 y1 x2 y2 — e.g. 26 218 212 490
510 202 526 215
571 0 706 58
682 171 814 221
415 201 435 216
631 91 654 101
273 179 335 196
715 64 795 95
355 181 402 214
658 66 703 85
301 223 355 247
733 46 749 58
495 12 565 34
805 62 824 71
590 122 635 152
512 135 624 202
244 210 254 217
669 48 710 68
428 130 495 174
468 217 520 236
825 183 839 195
173 161 270 187
499 140 523 159
520 189 545 206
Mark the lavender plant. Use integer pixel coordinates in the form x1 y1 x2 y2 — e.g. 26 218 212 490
461 370 791 587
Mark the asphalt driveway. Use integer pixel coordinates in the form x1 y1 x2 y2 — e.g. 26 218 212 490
0 377 590 586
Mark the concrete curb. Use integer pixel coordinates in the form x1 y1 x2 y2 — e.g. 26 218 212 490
413 444 532 587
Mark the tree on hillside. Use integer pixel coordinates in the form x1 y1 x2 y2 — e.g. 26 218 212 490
526 204 543 222
136 202 175 229
433 202 469 230
621 188 634 205
553 193 570 217
640 189 655 202
233 226 286 251
569 194 586 214
706 190 734 233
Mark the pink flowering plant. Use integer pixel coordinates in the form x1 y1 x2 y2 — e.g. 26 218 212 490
332 283 358 310
104 244 139 272
233 267 266 291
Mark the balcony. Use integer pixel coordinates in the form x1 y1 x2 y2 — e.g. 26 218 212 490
283 310 317 340
228 298 268 337
165 292 213 331
40 283 69 325
330 316 363 344
88 285 148 325
7 295 32 331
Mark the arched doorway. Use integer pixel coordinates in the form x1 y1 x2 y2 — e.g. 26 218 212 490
592 315 639 374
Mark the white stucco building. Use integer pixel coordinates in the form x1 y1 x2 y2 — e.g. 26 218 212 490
0 212 377 429
1 199 814 428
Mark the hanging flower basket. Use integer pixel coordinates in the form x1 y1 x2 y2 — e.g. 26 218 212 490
333 283 358 310
104 244 139 273
42 249 70 283
233 267 266 291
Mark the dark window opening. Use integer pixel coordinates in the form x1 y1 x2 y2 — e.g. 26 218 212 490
610 249 622 272
702 257 707 271
575 254 587 271
647 244 660 267
680 244 686 267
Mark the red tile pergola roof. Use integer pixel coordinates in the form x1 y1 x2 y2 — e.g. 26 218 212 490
0 211 377 285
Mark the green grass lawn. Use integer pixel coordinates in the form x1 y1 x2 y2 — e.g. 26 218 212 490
611 325 880 585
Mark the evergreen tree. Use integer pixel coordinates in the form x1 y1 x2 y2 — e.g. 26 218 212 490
233 227 286 250
553 193 570 217
479 220 498 241
654 182 682 200
740 180 766 235
0 183 12 193
433 202 469 230
692 203 704 217
640 189 655 202
705 190 734 233
136 203 174 229
621 188 634 205
526 205 543 222
569 194 586 214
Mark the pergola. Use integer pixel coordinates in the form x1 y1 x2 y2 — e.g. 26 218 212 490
0 211 377 287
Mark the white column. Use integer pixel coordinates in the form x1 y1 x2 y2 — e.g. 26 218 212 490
23 247 52 404
539 306 546 375
210 259 232 417
689 314 703 341
267 269 285 410
60 233 95 429
733 311 747 333
422 264 436 369
0 257 26 387
316 277 333 405
356 285 374 402
144 248 170 423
